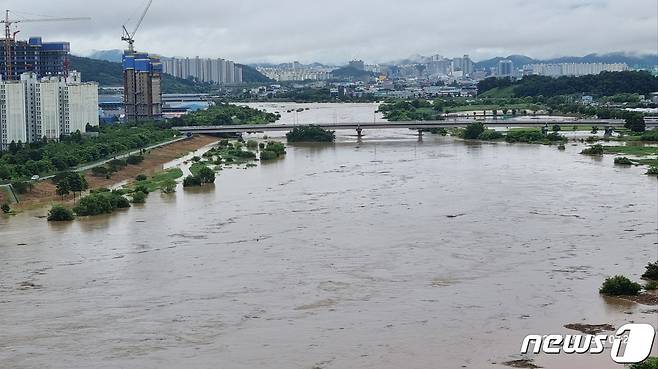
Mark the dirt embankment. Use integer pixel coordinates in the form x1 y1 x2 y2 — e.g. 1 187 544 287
13 134 218 210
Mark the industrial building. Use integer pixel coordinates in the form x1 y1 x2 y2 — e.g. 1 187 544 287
122 51 162 121
0 71 99 150
0 37 70 80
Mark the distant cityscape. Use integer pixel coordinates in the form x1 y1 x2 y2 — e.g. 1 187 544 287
255 54 631 82
0 26 655 150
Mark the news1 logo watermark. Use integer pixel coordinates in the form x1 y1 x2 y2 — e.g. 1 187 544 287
521 324 656 364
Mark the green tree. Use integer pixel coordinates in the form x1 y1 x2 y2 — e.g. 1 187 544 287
625 113 646 133
462 122 486 139
131 191 147 204
56 180 71 200
197 166 216 184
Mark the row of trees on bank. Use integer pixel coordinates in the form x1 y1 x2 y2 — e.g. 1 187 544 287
0 124 177 181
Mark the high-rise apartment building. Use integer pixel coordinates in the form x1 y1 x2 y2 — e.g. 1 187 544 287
0 37 70 80
161 57 243 84
0 81 26 147
0 71 99 150
123 51 162 121
497 60 514 77
526 62 629 77
452 55 474 76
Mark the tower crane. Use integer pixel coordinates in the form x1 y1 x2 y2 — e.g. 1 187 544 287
1 10 90 80
121 0 153 53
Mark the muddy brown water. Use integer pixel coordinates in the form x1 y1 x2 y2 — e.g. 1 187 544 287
1 104 657 368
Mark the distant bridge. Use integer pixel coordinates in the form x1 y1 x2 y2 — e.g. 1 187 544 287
173 119 646 136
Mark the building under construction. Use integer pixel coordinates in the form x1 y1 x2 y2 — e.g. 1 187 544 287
122 51 162 121
0 37 69 80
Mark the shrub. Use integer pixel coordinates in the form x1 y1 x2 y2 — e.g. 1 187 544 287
91 166 110 177
183 175 202 187
478 130 503 140
259 142 266 149
545 132 565 142
126 155 144 165
161 179 177 193
131 191 147 204
429 128 448 136
505 129 546 143
134 183 150 194
462 122 486 139
630 357 658 369
640 130 658 142
552 125 561 132
196 166 216 184
228 149 257 159
135 174 148 181
645 281 658 291
246 140 258 149
642 261 658 280
260 150 278 161
599 275 642 296
191 156 202 162
116 196 131 209
646 167 658 176
265 142 286 156
1 203 10 213
614 157 633 165
73 193 114 216
581 144 604 155
47 205 74 221
557 144 566 150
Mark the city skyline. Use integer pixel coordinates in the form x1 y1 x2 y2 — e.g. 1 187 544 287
3 0 656 64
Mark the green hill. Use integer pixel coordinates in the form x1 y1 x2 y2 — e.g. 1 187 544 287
477 71 658 98
69 55 271 93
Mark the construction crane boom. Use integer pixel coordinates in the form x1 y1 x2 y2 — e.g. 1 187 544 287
122 0 153 53
2 10 90 80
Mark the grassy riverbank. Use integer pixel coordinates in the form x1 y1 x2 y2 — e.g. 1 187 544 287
7 135 218 210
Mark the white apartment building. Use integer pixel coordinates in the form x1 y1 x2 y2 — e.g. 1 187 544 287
526 63 629 77
0 82 27 147
0 71 99 150
162 57 243 84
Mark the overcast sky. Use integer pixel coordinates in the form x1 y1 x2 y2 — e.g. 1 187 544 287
6 0 658 64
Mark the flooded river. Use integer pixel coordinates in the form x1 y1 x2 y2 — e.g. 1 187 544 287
1 103 657 368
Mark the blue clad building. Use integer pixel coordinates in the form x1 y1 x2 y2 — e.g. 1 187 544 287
0 37 70 79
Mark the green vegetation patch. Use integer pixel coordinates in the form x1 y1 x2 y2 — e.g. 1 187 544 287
47 205 75 222
642 261 658 280
170 103 279 127
599 275 642 296
128 168 183 193
602 145 658 157
73 191 131 216
286 126 336 142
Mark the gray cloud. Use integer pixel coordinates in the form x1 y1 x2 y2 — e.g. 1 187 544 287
6 0 657 64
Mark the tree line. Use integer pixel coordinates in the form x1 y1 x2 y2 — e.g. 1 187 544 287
478 71 658 97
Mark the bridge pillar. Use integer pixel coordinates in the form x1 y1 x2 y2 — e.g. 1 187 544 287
418 129 423 141
604 126 614 136
356 127 363 138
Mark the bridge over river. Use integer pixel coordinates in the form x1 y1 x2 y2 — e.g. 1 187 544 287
173 118 650 136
